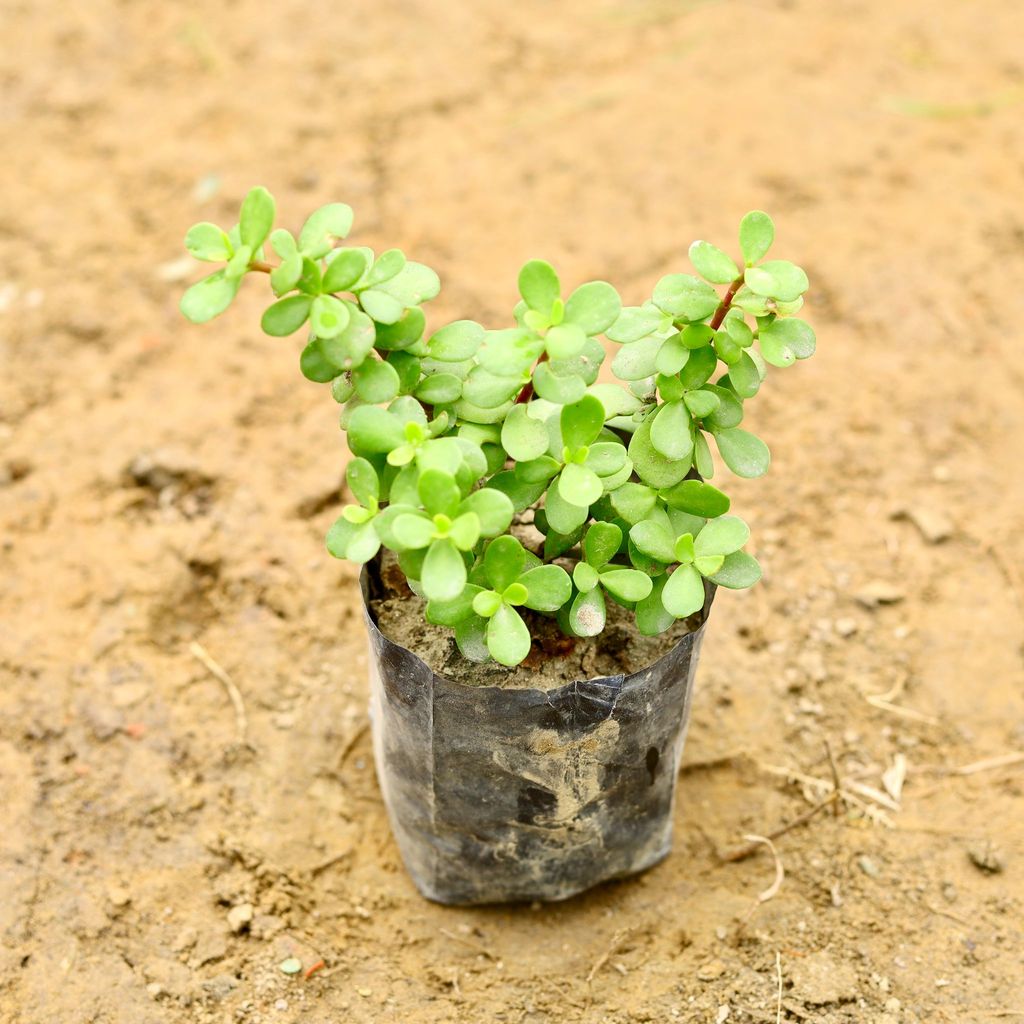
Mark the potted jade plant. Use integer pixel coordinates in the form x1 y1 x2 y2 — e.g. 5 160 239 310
180 188 814 904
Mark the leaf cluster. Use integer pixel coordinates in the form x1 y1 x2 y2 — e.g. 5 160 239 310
182 192 814 666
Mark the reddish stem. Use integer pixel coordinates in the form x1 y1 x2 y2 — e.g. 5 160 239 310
709 275 745 331
514 351 547 404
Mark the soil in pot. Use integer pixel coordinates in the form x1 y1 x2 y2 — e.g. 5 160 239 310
371 551 705 690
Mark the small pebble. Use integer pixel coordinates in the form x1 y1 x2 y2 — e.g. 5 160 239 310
697 959 727 982
854 580 905 608
967 840 1006 874
835 616 859 637
279 957 302 975
227 903 253 933
858 855 881 878
893 505 954 544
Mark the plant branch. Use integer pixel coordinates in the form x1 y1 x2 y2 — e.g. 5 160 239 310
248 260 273 274
708 274 745 330
514 351 547 405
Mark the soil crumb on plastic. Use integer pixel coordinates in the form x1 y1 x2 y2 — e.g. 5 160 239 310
370 554 703 689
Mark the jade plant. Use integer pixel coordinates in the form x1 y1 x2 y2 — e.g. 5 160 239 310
180 188 813 666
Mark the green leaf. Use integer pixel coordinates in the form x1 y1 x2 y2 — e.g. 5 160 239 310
239 186 275 249
310 294 351 339
561 394 606 451
655 333 690 376
448 512 481 551
635 575 676 636
374 308 426 351
739 211 774 266
674 533 696 563
728 351 762 398
414 373 461 405
694 515 749 556
713 427 770 478
180 271 240 324
458 488 513 537
323 249 369 293
544 480 590 535
501 404 550 461
587 383 644 417
516 456 561 484
299 203 354 258
689 240 739 284
709 550 762 589
629 520 676 564
573 561 600 592
652 274 720 322
584 521 622 568
260 295 312 337
325 517 380 564
359 288 405 324
299 339 338 382
650 401 694 461
486 472 546 514
455 614 490 662
569 587 606 637
428 320 485 362
609 482 657 524
662 564 706 618
320 306 376 369
347 406 406 455
545 323 587 360
472 589 503 618
417 468 461 517
518 259 560 313
701 385 743 431
606 303 665 344
427 585 483 626
683 389 720 419
694 554 724 576
388 350 422 394
600 568 653 603
224 244 252 281
533 361 588 405
484 535 526 591
563 281 621 335
271 254 303 296
660 479 729 517
376 262 441 306
463 367 523 409
487 604 532 667
346 458 379 507
678 344 718 390
392 512 436 549
611 334 662 381
421 538 467 602
185 222 232 262
744 260 808 303
758 317 816 365
478 329 544 376
558 463 602 507
352 358 400 403
628 414 691 489
693 431 714 479
520 565 572 612
584 441 627 478
366 248 406 286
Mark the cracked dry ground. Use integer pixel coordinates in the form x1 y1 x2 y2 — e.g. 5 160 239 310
2 1 1024 1022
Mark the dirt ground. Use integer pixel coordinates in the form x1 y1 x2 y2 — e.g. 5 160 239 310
2 0 1024 1021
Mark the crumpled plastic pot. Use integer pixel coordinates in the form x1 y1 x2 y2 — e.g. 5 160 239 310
360 562 715 905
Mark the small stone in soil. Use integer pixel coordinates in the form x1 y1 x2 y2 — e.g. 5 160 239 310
967 840 1006 874
835 616 859 637
853 580 905 608
697 959 727 981
789 951 858 1005
892 505 954 544
279 957 303 975
858 855 881 878
227 902 253 933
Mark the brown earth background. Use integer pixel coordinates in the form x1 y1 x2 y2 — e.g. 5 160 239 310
2 1 1024 1021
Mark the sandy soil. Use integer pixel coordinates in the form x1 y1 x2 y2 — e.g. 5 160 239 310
2 1 1024 1021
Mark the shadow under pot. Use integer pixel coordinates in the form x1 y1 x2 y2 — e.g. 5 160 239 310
359 559 715 905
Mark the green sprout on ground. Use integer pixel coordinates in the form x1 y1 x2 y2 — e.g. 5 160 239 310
181 189 814 667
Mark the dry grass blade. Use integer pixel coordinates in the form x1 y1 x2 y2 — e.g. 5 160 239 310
439 928 497 961
720 793 837 862
864 672 940 726
739 835 784 927
757 762 896 825
775 951 783 1024
189 641 250 748
586 927 631 985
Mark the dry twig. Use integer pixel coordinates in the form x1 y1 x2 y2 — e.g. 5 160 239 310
189 641 250 747
586 928 631 985
864 672 940 726
720 793 838 862
775 951 784 1024
739 835 784 927
439 928 497 961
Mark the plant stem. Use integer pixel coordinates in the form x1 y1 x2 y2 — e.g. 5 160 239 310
709 274 745 330
248 260 273 274
514 351 547 404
